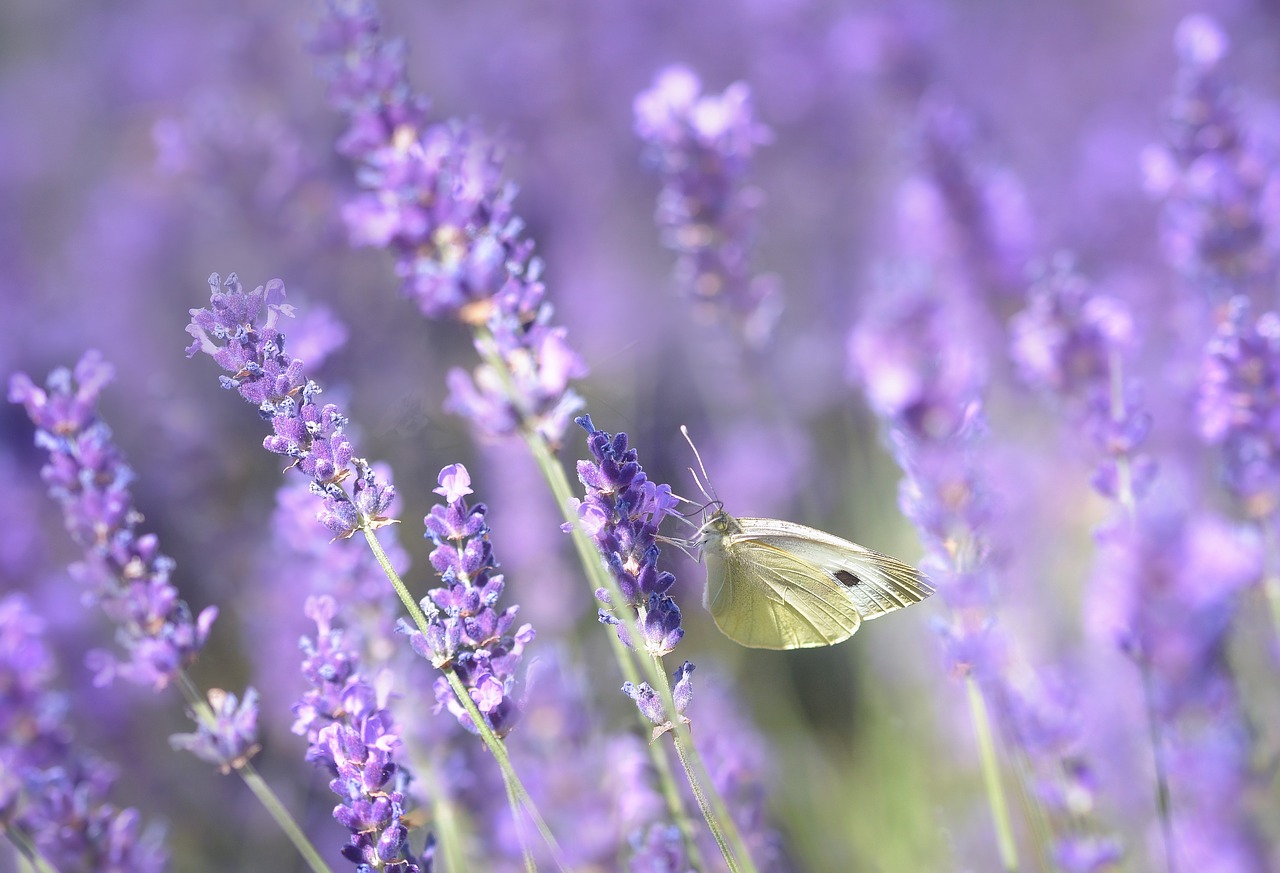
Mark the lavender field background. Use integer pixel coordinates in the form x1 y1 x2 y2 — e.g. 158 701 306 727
3 0 1280 871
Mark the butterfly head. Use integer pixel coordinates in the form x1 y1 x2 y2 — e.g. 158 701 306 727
694 502 740 549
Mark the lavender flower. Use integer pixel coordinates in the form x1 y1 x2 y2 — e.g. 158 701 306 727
570 415 683 654
401 464 534 739
293 594 428 872
1143 14 1279 300
622 661 694 739
628 824 694 873
168 687 262 775
853 269 1117 868
900 97 1036 304
0 594 168 872
1198 295 1280 516
186 272 396 538
634 65 780 346
1009 259 1156 503
310 0 588 446
8 351 217 690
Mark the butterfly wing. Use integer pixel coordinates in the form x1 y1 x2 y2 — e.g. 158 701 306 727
705 534 865 649
734 517 934 621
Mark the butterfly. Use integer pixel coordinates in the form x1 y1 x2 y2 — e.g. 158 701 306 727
679 428 934 649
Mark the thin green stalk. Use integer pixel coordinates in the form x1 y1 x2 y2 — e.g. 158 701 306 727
966 676 1019 873
3 826 59 873
524 428 757 873
466 326 754 872
176 673 335 873
362 528 566 872
412 754 473 873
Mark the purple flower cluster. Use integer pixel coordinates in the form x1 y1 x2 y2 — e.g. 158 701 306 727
622 661 695 739
311 0 588 446
1143 14 1279 299
1199 295 1280 515
401 464 533 739
168 687 262 775
853 266 1122 870
901 97 1036 303
293 594 429 872
633 65 780 346
848 281 995 673
1009 259 1155 502
7 351 217 690
570 415 683 657
0 594 168 872
186 273 396 538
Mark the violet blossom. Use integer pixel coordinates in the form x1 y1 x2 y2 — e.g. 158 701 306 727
310 0 588 446
0 594 168 872
634 64 780 346
8 351 217 691
186 272 396 539
293 594 429 872
400 464 534 739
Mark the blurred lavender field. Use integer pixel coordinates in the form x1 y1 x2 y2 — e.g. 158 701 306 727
4 0 1280 870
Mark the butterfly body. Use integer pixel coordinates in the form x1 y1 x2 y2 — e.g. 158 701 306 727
696 508 934 650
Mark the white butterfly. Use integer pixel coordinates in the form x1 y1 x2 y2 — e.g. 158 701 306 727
679 427 934 650
695 508 934 649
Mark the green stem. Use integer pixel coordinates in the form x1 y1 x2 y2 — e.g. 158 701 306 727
412 753 473 873
2 825 59 873
362 528 565 872
524 428 757 873
176 673 335 873
966 676 1019 872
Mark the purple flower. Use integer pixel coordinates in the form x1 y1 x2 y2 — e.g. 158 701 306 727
187 273 396 538
1143 14 1279 299
1009 257 1135 397
0 594 168 872
628 823 694 873
634 65 780 346
570 415 683 655
400 464 534 738
168 687 262 775
900 97 1036 303
1198 295 1280 514
8 351 217 690
1009 260 1157 502
847 269 985 442
622 661 694 739
310 0 588 446
293 594 428 872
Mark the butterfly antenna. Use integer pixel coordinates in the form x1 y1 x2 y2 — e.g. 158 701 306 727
680 425 719 504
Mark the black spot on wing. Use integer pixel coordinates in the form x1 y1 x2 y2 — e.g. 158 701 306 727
834 569 861 588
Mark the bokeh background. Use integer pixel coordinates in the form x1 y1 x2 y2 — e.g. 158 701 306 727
3 0 1280 871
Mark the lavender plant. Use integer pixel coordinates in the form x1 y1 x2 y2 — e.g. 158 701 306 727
634 65 780 347
0 593 168 872
8 1 1280 871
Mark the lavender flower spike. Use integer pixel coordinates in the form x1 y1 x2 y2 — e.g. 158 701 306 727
169 687 263 775
294 595 429 872
570 415 684 655
310 0 589 446
187 272 396 538
635 65 780 346
8 350 217 690
401 463 534 738
0 594 168 872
